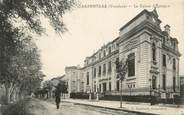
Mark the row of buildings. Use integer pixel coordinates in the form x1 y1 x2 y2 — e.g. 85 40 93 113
64 9 181 100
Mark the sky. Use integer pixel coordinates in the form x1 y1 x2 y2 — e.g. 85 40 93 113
35 0 184 80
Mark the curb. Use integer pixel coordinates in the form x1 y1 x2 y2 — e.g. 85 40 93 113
62 100 158 115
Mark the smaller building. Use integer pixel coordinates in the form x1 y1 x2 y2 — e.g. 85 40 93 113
65 66 85 95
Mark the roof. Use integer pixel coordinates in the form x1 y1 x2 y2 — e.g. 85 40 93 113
65 66 81 70
88 36 120 59
119 9 161 31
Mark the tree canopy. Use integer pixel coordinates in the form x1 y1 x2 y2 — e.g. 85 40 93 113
0 0 74 34
0 0 74 103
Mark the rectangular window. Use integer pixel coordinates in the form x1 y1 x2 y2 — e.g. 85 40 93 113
152 76 156 89
99 53 101 59
103 50 106 57
128 53 135 77
103 63 106 75
163 37 166 45
99 84 101 92
173 58 176 70
98 66 101 76
173 77 176 92
108 46 111 54
94 68 96 78
163 74 166 90
109 82 111 91
162 54 166 67
87 72 89 85
116 81 119 91
108 61 112 73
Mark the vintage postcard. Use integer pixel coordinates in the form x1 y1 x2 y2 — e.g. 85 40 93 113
0 0 184 115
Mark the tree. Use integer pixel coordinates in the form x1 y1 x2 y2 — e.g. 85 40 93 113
59 81 68 94
55 80 68 99
0 34 45 103
115 58 128 108
0 0 74 103
0 0 74 34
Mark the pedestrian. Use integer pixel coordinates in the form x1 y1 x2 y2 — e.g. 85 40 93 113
55 84 61 109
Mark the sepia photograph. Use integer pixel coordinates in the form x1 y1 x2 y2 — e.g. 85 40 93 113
0 0 184 115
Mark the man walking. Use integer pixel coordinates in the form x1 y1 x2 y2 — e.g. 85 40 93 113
55 84 61 109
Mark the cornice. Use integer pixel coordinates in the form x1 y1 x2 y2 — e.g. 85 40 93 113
162 45 181 57
83 50 119 69
118 20 163 45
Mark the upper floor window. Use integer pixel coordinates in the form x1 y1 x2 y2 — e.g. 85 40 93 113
103 63 106 75
173 42 176 50
86 60 89 65
173 58 176 70
108 61 112 73
162 54 166 67
108 46 111 54
98 66 101 76
86 72 89 85
152 43 156 62
103 50 106 57
163 37 166 45
94 68 96 78
128 53 135 77
99 53 101 59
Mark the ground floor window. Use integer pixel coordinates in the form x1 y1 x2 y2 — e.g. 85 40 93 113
116 81 119 91
109 82 111 91
152 76 156 89
99 84 101 92
163 74 166 90
173 77 176 92
103 83 107 92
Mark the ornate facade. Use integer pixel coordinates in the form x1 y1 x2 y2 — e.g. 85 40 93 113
65 9 181 99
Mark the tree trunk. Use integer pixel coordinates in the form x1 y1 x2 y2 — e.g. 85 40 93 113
5 84 11 104
4 82 16 104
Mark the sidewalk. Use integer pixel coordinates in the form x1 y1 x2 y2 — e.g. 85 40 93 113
62 99 184 115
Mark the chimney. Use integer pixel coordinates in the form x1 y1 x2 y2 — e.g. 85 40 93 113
164 24 170 35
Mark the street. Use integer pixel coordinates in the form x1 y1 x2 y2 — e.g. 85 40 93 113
27 98 141 115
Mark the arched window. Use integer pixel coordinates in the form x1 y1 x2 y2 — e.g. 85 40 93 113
152 43 156 62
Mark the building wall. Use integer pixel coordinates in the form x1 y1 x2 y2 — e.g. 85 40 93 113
65 67 85 94
66 9 181 99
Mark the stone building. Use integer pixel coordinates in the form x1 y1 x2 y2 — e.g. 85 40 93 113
66 9 181 100
65 66 85 94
